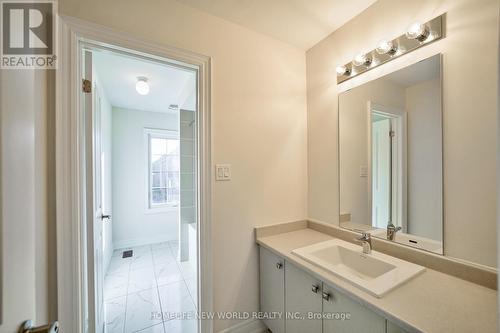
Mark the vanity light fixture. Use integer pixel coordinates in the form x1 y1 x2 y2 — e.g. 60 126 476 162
135 76 150 95
336 65 350 76
336 13 444 84
353 53 372 67
376 40 397 55
405 22 430 42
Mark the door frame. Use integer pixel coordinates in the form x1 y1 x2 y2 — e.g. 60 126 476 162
55 16 213 333
367 101 408 232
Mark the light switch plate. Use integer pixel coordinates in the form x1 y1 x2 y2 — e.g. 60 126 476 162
215 164 231 181
359 165 368 177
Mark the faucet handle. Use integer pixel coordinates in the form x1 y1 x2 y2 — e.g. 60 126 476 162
355 232 371 242
387 224 401 231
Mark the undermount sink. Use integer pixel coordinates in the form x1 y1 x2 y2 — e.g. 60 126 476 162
292 239 425 298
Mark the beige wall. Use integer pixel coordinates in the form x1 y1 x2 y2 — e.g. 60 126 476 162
406 79 443 241
57 0 308 331
307 0 498 267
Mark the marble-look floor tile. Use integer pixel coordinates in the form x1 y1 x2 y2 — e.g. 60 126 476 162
184 277 198 308
105 242 198 333
158 281 196 318
151 242 170 250
104 271 129 300
124 288 163 333
134 322 165 332
168 243 179 258
107 256 131 275
130 253 154 271
128 266 156 294
131 245 152 256
105 295 126 333
154 261 183 287
177 260 197 280
163 318 198 333
152 248 175 265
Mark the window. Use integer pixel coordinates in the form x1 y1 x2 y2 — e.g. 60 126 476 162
146 129 180 209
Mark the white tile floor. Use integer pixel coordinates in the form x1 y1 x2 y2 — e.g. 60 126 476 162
104 241 198 333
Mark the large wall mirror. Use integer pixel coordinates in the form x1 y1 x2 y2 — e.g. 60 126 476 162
339 54 443 254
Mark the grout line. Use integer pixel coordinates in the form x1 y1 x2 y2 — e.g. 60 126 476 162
121 249 132 333
168 241 198 312
151 244 167 333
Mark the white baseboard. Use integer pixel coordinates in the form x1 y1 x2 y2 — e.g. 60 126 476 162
114 235 177 250
217 319 267 333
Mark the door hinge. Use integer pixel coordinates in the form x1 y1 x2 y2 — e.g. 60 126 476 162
389 130 395 138
82 79 91 93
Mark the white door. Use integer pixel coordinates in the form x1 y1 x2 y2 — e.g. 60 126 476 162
372 118 391 229
0 62 39 332
83 50 105 333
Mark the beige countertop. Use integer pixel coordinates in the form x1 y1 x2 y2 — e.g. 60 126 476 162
256 227 498 333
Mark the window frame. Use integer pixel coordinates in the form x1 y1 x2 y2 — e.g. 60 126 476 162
144 128 180 213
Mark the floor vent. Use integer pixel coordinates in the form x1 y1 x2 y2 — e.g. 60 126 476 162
122 250 133 258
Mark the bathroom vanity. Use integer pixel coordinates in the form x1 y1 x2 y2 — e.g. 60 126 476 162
256 221 497 333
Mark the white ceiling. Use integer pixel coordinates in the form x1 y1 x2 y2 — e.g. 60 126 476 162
93 50 196 113
384 55 441 87
176 0 377 49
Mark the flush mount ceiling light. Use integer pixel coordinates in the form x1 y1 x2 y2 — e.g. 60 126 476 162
336 65 350 76
353 53 372 67
135 76 150 95
405 22 430 42
376 40 397 55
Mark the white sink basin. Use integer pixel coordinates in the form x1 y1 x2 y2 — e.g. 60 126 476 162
292 239 425 298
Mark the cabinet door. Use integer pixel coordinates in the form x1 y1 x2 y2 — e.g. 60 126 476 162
322 284 386 333
260 247 285 333
285 262 322 333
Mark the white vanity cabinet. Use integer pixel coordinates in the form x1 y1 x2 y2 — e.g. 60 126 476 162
285 262 323 333
259 247 285 333
259 246 409 333
322 283 386 333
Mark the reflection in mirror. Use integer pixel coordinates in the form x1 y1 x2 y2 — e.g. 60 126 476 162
339 54 443 254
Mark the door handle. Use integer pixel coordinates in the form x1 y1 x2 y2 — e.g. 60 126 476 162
19 320 59 333
322 291 331 301
101 214 111 221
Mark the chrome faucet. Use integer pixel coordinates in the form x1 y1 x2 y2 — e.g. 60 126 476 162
387 224 402 241
355 232 372 254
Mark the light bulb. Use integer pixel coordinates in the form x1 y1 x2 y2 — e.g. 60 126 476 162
376 40 397 55
406 22 429 42
353 53 372 67
135 77 150 95
336 65 350 76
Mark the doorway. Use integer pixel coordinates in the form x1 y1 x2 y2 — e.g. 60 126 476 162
369 103 407 232
84 47 199 333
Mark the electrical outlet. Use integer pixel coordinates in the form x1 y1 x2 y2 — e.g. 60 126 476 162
215 164 231 181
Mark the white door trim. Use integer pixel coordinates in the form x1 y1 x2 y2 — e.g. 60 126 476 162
367 101 408 232
55 15 213 333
